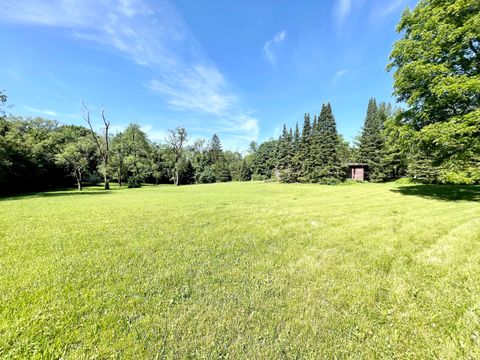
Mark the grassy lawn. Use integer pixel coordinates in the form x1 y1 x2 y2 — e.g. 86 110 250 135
1 182 480 358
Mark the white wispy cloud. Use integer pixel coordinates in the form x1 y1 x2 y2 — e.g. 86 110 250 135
333 69 348 83
379 0 406 17
140 125 169 142
334 0 352 24
263 30 287 66
24 106 58 116
0 0 259 148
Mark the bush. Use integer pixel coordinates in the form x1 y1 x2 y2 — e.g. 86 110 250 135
197 167 217 184
278 169 298 183
317 177 341 185
438 170 477 185
394 177 417 185
84 174 101 186
251 174 268 181
127 175 142 188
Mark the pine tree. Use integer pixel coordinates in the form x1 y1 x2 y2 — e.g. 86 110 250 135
277 124 295 182
207 134 231 182
299 113 312 180
208 133 223 164
358 98 386 181
307 111 322 182
290 122 302 181
239 158 252 181
293 122 300 152
310 103 343 183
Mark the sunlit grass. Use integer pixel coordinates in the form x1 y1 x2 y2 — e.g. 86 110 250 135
1 182 479 358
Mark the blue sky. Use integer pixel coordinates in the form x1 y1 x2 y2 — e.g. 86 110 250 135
0 0 418 150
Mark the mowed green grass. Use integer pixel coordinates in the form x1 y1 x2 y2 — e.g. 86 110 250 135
1 182 480 359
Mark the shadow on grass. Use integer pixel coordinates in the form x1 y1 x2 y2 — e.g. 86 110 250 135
392 184 480 202
0 189 111 202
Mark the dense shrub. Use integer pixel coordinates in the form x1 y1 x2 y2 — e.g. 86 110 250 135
197 166 217 184
251 174 268 181
127 176 142 188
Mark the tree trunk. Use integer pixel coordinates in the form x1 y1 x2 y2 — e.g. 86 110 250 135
76 170 82 191
118 168 122 187
104 157 110 190
175 169 179 186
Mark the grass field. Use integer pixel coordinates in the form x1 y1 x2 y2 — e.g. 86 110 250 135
1 182 480 358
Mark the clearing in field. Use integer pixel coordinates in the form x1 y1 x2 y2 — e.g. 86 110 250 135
1 182 480 358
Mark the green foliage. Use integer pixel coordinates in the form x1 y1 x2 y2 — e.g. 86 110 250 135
197 165 217 184
251 139 278 179
127 175 142 188
307 104 343 182
439 169 478 185
123 124 152 182
165 127 188 186
0 90 8 120
337 135 353 169
248 141 257 154
277 124 296 182
239 158 252 181
0 117 89 193
251 173 268 181
203 134 231 182
388 0 480 183
177 159 195 185
299 113 312 178
207 134 223 163
388 0 480 128
381 112 409 180
357 99 389 181
55 136 97 190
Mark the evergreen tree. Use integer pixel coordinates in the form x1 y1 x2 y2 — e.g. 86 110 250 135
251 139 278 179
310 104 343 183
299 113 312 180
207 134 223 164
357 98 386 181
178 158 195 185
307 112 322 181
239 158 252 181
248 141 257 154
277 124 295 182
293 122 300 152
207 134 231 182
290 122 302 181
337 134 353 170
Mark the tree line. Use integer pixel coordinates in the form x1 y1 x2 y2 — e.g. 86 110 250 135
0 89 477 194
248 100 405 184
0 92 407 194
1 0 478 193
0 99 256 193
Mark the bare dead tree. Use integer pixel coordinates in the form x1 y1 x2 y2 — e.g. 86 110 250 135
165 127 188 186
82 102 111 190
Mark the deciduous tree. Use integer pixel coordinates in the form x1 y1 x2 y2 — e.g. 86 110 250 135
165 127 188 186
82 103 111 190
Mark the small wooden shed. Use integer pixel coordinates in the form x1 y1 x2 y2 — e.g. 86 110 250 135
348 163 369 181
